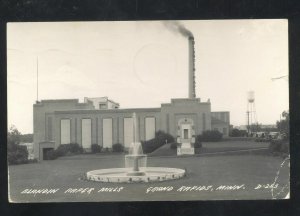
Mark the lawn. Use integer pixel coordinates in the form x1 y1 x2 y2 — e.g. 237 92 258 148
8 145 289 202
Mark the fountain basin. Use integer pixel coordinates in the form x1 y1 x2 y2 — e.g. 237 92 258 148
86 167 185 183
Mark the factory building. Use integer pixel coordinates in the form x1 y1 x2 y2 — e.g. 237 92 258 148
33 97 229 160
33 36 230 160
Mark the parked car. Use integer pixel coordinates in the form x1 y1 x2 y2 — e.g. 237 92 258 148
255 132 266 138
254 132 268 142
268 132 279 140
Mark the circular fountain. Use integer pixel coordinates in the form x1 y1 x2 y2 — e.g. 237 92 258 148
86 113 186 183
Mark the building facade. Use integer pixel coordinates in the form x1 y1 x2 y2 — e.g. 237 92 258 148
33 97 230 160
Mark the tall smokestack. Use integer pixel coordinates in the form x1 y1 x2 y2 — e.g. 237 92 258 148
162 21 196 98
188 36 196 98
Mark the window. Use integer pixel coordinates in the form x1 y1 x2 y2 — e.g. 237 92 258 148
103 118 113 148
60 119 71 144
47 116 53 141
124 118 134 148
202 113 206 130
99 103 107 109
145 117 155 141
82 119 92 149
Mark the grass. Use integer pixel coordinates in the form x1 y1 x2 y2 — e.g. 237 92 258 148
8 146 289 202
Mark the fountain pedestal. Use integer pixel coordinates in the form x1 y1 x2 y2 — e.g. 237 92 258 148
125 155 146 176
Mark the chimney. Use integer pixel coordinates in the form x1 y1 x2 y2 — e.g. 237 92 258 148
188 36 196 98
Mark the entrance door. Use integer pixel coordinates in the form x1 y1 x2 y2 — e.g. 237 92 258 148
184 129 189 139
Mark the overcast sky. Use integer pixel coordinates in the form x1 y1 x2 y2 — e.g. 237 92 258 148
7 20 288 134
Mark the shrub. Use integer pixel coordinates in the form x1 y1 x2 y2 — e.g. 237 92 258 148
46 149 59 160
280 142 289 153
269 139 289 154
20 134 33 143
194 135 202 148
56 143 83 156
230 129 247 137
28 158 38 163
55 145 67 157
155 130 175 144
67 143 83 154
142 130 175 153
112 143 124 152
8 143 29 165
170 142 178 149
91 144 102 153
142 139 157 153
199 130 223 142
45 143 83 160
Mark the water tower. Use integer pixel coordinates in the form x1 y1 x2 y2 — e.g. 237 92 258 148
247 91 257 134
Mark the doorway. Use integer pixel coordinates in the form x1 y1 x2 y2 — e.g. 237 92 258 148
184 129 189 139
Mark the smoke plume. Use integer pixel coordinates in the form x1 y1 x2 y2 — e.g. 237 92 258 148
163 21 193 38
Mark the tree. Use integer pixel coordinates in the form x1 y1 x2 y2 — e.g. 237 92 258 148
230 128 247 137
276 111 289 138
20 134 33 143
7 125 29 165
7 125 21 145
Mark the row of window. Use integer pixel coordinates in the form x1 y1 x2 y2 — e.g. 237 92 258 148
58 117 156 148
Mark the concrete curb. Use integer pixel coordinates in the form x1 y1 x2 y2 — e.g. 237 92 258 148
148 148 269 159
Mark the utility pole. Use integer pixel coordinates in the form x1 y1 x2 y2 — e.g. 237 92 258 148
279 113 281 133
36 56 39 103
247 111 250 135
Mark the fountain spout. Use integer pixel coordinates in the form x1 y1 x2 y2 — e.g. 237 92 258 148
125 112 147 176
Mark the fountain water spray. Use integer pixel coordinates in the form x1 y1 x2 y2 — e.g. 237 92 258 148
125 112 147 176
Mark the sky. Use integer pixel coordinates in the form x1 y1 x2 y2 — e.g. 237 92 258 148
7 20 289 134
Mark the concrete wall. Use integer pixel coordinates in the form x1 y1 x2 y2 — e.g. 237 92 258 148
33 99 94 160
160 98 211 137
52 108 161 150
211 111 230 137
211 122 230 136
211 112 230 123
